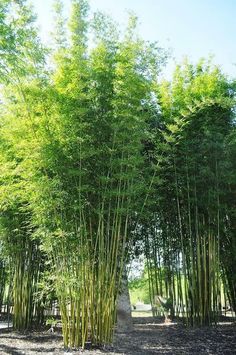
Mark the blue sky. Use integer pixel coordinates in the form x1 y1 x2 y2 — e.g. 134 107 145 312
33 0 236 78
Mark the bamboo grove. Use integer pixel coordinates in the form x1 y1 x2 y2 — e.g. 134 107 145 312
0 0 235 350
143 63 236 325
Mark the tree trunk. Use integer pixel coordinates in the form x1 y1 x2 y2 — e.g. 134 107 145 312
116 269 133 333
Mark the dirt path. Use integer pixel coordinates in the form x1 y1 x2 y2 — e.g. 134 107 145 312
0 317 235 354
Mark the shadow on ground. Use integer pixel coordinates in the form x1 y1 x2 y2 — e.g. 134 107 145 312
0 317 235 354
115 317 236 354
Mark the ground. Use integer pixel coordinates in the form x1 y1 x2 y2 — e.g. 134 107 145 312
0 317 235 354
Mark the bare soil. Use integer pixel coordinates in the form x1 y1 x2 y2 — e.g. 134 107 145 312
0 317 235 355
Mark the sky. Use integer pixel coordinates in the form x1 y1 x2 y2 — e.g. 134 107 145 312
33 0 236 78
